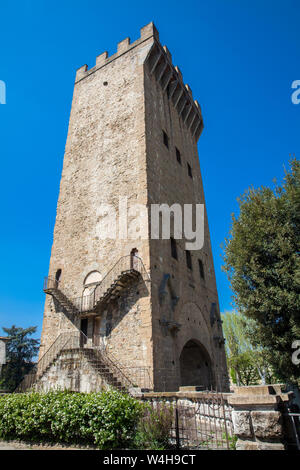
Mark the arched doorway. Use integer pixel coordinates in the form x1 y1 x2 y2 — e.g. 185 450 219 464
130 248 139 270
81 270 102 316
83 271 102 289
179 339 214 389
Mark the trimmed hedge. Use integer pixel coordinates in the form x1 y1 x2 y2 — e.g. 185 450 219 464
0 389 146 449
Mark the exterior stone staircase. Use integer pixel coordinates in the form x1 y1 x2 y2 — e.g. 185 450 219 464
80 348 128 392
16 255 150 393
16 331 133 393
43 254 146 316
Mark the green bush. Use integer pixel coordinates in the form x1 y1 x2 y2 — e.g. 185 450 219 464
134 401 174 450
0 389 145 449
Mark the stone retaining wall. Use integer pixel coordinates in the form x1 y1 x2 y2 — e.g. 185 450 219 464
227 385 294 450
36 349 109 393
140 385 295 450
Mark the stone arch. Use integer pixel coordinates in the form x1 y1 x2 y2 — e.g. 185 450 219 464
83 270 102 286
179 339 214 389
82 270 102 297
177 302 212 355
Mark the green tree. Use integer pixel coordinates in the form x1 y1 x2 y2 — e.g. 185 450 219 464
222 310 274 386
223 159 300 384
0 326 39 392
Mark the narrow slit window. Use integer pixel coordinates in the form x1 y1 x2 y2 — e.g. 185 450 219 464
187 163 192 178
176 147 182 164
171 237 178 260
186 250 192 270
198 259 205 280
163 130 169 149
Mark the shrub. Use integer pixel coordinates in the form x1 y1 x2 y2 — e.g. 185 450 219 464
0 389 145 449
134 401 174 450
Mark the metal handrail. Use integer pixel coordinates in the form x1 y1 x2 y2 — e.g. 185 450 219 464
16 330 88 392
43 277 59 291
92 336 153 389
93 346 135 390
44 254 149 314
16 327 154 393
118 366 153 389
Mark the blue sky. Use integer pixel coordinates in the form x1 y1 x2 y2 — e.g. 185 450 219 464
0 0 299 340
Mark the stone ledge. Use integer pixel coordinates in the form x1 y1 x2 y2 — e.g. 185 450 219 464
235 439 285 451
232 384 285 396
141 391 232 402
228 387 292 407
228 394 281 406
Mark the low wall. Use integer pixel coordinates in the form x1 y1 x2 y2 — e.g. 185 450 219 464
227 385 294 450
139 389 234 449
139 385 295 450
141 390 233 430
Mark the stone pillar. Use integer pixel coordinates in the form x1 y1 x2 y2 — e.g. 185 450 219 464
228 385 293 450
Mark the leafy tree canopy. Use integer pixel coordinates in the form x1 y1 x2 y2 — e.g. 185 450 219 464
223 159 300 384
222 310 277 386
0 325 39 392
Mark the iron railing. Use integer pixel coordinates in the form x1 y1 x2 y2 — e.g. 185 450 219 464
16 330 88 393
43 277 59 291
93 340 153 390
90 346 135 390
44 255 149 314
121 367 153 390
142 392 234 450
17 255 151 392
15 330 148 394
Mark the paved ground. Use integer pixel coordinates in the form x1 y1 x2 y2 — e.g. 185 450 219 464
0 442 23 450
0 439 95 450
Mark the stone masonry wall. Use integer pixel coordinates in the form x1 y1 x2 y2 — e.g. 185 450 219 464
39 26 156 379
39 22 229 393
143 38 229 391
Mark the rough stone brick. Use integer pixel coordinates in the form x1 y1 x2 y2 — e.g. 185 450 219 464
39 23 229 393
232 411 252 438
251 411 283 438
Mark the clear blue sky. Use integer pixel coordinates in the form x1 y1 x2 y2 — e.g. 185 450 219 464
0 0 299 340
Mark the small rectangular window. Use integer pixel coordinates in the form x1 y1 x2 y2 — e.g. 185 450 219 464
171 237 178 260
163 130 169 149
198 259 205 280
176 147 182 164
187 163 192 178
186 250 192 270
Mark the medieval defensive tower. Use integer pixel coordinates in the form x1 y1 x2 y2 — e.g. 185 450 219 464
37 22 229 393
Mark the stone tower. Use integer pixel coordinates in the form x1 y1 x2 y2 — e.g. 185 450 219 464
39 22 229 392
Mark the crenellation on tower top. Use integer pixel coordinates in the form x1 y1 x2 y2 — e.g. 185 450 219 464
140 21 159 41
163 45 172 63
194 100 201 112
75 22 159 84
75 64 88 82
117 37 130 53
96 51 108 67
145 42 203 140
174 66 183 83
73 19 202 142
185 84 193 99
